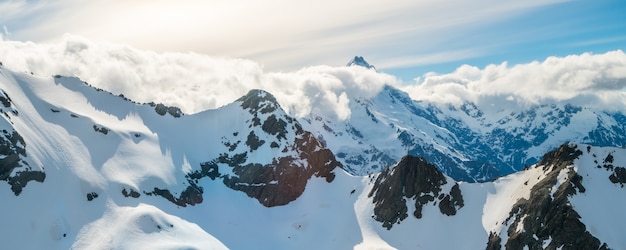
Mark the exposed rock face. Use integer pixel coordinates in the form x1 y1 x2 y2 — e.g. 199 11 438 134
144 183 203 207
0 90 12 108
486 143 608 250
368 155 464 229
150 102 183 118
185 89 342 207
609 167 626 185
122 188 141 198
92 124 109 135
0 90 45 195
262 114 288 140
205 131 338 207
86 192 99 201
237 89 279 115
439 183 464 216
245 131 265 151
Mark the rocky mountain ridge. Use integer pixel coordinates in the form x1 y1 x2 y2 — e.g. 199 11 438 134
368 142 624 249
186 89 340 207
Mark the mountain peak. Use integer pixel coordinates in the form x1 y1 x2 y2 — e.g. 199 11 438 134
347 56 375 70
236 89 280 114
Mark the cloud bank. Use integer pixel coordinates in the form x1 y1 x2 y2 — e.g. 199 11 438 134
403 51 626 111
0 35 396 120
1 36 625 121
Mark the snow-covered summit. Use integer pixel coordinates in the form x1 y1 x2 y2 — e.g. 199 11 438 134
347 56 376 70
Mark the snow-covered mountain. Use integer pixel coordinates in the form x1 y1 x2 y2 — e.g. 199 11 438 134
300 58 626 182
1 62 625 249
364 142 625 249
347 56 376 70
0 65 340 248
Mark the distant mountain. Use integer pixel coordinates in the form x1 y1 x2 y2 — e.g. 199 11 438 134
301 82 626 182
1 62 625 249
347 56 376 70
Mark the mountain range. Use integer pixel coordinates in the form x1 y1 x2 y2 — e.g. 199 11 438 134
302 57 626 182
0 58 625 249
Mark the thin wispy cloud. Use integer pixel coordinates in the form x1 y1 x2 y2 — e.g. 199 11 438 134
0 0 30 22
0 0 58 33
375 49 483 69
569 36 626 48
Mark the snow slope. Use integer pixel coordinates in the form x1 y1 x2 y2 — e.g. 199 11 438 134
0 68 229 249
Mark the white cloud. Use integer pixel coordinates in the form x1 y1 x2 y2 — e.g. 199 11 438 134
402 50 626 111
0 35 396 120
1 36 624 121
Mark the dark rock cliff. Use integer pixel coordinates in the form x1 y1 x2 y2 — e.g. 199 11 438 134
368 155 464 229
0 90 45 195
486 143 609 250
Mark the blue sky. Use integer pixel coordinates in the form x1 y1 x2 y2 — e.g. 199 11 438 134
383 0 626 80
1 0 625 81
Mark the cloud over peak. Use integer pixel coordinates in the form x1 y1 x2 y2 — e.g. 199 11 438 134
0 35 396 120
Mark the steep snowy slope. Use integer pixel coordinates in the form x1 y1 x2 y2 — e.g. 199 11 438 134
0 65 341 249
0 67 229 249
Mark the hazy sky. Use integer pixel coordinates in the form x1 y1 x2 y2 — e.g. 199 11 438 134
1 0 625 80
